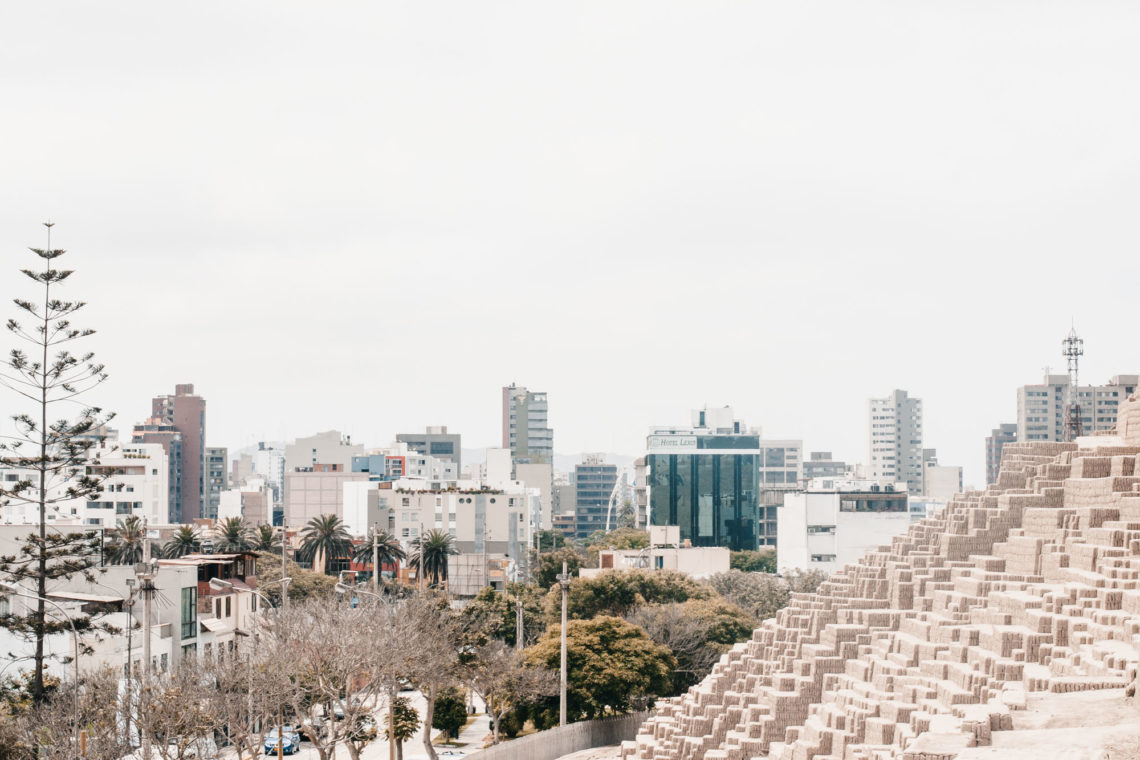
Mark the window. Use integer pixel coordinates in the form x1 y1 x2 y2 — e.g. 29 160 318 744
810 554 837 562
806 525 836 534
225 597 231 618
180 587 197 640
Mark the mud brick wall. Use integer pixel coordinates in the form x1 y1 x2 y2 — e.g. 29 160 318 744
623 396 1140 760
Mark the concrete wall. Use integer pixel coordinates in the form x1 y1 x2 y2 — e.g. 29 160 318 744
464 711 651 760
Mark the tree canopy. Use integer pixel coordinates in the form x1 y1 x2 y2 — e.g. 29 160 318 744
525 615 674 724
546 568 712 622
729 549 777 573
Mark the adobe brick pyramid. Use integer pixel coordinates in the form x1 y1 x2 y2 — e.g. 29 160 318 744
623 395 1140 760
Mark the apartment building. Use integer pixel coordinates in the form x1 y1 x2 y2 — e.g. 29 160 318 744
1017 374 1139 442
868 389 924 495
501 384 553 465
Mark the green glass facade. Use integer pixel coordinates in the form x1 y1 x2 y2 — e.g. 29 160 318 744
647 450 761 551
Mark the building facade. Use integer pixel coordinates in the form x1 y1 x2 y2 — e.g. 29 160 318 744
135 384 205 522
284 430 363 473
395 426 462 473
1017 374 1138 442
131 418 184 523
985 423 1018 485
204 446 227 520
868 389 924 495
572 455 618 539
803 451 849 480
778 478 910 573
646 406 801 551
501 384 553 464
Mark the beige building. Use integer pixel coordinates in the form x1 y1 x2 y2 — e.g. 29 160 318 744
1017 373 1138 441
282 466 369 526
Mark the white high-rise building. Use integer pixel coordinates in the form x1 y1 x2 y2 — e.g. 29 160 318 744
501 384 553 465
1 437 169 528
1017 374 1138 442
868 389 924 495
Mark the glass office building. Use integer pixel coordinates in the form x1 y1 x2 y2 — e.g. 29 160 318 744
646 407 801 551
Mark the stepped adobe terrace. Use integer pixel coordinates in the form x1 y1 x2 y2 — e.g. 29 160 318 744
623 395 1140 760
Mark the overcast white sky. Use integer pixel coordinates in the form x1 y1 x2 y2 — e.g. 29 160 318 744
3 1 1139 486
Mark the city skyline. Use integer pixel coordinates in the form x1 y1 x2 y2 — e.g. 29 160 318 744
3 2 1139 488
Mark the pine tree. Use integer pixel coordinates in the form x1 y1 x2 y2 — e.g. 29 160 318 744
0 223 113 704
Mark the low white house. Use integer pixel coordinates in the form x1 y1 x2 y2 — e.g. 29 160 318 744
778 478 911 574
580 525 730 579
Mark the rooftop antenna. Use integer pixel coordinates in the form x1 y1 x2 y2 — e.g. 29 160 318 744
1062 326 1084 442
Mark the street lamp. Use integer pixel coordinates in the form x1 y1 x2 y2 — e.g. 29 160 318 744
0 580 81 756
334 581 396 760
209 577 290 760
556 561 571 727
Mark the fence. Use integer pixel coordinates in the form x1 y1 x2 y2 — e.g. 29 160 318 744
463 711 651 760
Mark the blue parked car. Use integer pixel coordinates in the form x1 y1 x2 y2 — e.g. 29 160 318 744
264 727 301 755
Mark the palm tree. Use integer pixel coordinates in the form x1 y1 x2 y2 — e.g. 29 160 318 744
162 525 201 558
252 524 281 554
352 528 406 578
297 514 353 575
105 516 151 565
213 516 253 553
408 529 458 588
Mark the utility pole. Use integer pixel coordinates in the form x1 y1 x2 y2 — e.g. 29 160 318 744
136 524 158 760
418 522 425 592
373 527 380 595
557 561 570 726
124 577 137 748
281 526 288 615
515 592 524 651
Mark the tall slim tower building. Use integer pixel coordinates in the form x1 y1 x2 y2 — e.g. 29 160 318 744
144 384 206 523
868 389 924 495
501 384 553 465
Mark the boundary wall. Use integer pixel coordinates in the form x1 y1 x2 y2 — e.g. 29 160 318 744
464 711 652 760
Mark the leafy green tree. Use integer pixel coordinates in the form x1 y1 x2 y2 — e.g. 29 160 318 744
212 516 253 553
409 529 458 588
533 529 566 552
730 549 777 573
583 527 649 566
545 569 712 622
255 551 336 604
430 687 467 742
463 583 547 647
383 696 421 760
251 524 280 553
353 528 406 578
616 499 637 529
162 525 200 558
627 598 755 693
105 515 153 565
525 616 674 724
532 547 584 589
297 514 353 575
0 224 113 704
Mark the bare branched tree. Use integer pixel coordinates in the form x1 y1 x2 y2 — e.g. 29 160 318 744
133 662 218 760
465 639 558 744
275 596 386 760
0 223 114 703
5 666 130 760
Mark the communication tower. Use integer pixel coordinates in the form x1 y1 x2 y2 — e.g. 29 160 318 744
1062 327 1084 441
